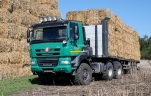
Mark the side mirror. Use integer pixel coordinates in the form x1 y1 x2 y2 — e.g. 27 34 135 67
27 29 30 38
74 26 78 34
74 34 79 40
27 38 30 43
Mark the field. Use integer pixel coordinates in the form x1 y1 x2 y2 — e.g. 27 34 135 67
0 60 150 96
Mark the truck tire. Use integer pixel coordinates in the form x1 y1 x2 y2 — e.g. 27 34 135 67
38 73 54 85
102 62 114 80
74 63 92 85
113 61 123 79
38 73 49 85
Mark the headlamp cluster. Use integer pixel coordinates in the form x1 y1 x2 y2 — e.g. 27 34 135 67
39 16 57 23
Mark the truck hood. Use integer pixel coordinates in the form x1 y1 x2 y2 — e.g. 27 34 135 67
30 42 70 58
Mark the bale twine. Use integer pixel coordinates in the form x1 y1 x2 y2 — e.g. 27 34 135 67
0 52 9 64
8 51 22 64
0 38 11 52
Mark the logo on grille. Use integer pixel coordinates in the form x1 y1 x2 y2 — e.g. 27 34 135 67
45 47 50 52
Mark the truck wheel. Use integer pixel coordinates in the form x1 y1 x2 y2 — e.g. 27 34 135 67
74 63 92 85
38 73 49 85
102 62 114 80
113 62 123 79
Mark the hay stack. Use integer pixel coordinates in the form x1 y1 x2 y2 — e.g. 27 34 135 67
0 0 61 79
66 9 140 60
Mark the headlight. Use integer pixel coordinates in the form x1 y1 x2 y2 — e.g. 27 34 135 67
39 17 43 23
44 17 47 22
31 61 36 65
61 61 70 64
47 16 52 21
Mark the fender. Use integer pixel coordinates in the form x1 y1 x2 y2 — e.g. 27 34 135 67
71 52 90 67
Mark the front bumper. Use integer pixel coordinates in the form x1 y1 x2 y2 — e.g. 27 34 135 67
31 64 72 74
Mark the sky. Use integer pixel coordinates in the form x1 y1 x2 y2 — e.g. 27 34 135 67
58 0 151 38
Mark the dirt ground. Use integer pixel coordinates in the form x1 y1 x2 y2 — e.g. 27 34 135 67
10 60 151 96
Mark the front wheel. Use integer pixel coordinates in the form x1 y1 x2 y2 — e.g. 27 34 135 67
74 63 92 85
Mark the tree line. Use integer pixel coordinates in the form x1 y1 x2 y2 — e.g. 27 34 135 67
139 35 151 60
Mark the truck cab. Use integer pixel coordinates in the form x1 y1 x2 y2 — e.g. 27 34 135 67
27 17 94 85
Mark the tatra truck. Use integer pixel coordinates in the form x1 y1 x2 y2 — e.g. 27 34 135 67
27 17 140 85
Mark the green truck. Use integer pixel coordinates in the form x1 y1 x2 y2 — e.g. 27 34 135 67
27 17 140 85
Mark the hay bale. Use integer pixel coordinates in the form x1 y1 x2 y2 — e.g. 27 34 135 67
0 23 9 38
0 0 9 8
66 9 115 26
0 64 32 80
0 38 11 52
7 11 20 24
11 39 21 51
32 0 58 9
22 52 31 66
20 0 30 12
7 23 21 39
30 14 39 25
20 39 30 52
19 25 28 39
20 12 31 27
0 8 8 23
8 51 22 64
0 52 9 64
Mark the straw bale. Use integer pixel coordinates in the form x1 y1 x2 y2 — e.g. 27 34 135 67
67 11 87 25
67 9 115 26
30 14 39 25
22 52 31 66
20 12 31 27
0 38 11 52
29 2 40 16
8 51 22 64
0 8 8 23
0 52 9 64
11 39 21 51
7 23 21 39
0 0 9 8
0 64 32 80
0 23 9 38
29 2 61 18
20 0 30 12
19 25 28 39
7 11 20 24
32 0 58 9
20 39 30 52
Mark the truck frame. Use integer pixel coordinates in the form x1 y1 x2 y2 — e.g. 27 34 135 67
27 17 140 85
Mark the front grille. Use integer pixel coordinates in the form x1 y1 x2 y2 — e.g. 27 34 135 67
35 48 60 56
38 58 58 67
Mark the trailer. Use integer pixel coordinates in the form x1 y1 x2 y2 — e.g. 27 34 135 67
27 17 140 85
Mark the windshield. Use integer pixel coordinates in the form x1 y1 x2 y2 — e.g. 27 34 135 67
32 26 67 42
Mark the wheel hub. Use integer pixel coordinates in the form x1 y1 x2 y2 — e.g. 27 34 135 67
108 68 113 77
82 70 89 80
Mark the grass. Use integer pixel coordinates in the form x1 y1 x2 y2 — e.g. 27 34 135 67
0 75 39 96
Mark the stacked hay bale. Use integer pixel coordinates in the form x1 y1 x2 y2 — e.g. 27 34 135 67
0 0 61 80
66 9 140 60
